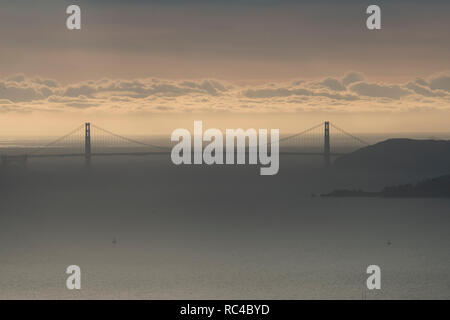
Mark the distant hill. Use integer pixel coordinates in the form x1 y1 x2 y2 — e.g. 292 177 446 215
334 138 450 173
322 174 450 198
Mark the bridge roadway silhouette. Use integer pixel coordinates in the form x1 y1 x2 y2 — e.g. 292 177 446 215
1 121 369 167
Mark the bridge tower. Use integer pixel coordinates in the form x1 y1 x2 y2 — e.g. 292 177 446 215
85 122 91 166
324 121 330 166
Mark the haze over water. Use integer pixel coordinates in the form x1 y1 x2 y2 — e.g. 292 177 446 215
1 153 449 299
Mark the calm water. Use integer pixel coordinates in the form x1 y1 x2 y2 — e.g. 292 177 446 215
0 154 449 299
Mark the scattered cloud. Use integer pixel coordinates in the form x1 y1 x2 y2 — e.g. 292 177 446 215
428 73 450 92
348 82 411 100
318 78 346 91
342 72 365 86
0 72 449 114
405 80 447 97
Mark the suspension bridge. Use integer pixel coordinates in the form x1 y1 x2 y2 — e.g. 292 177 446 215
0 121 369 167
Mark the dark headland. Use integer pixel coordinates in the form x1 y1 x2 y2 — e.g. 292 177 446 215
323 138 450 198
334 138 450 173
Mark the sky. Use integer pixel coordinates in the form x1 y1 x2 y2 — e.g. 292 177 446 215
0 0 449 136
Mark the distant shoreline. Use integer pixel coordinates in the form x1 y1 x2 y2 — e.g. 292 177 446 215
321 174 450 199
320 190 450 199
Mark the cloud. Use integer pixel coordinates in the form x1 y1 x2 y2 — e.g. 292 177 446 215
243 83 358 101
61 78 231 99
6 74 26 83
33 77 60 88
0 74 59 102
405 81 446 97
65 101 99 109
342 72 365 86
319 78 346 91
0 81 47 102
428 73 450 92
0 73 449 114
348 82 411 99
63 84 97 97
243 87 296 98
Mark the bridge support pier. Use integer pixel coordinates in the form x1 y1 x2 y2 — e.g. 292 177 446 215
324 121 330 166
85 122 91 166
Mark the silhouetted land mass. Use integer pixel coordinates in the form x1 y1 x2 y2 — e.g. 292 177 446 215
334 138 450 174
322 174 450 198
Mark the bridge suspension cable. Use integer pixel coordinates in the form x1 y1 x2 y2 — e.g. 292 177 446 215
29 124 84 155
330 123 369 146
277 122 324 143
91 124 171 151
